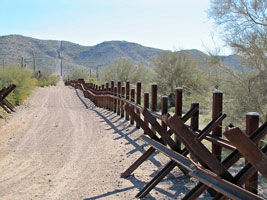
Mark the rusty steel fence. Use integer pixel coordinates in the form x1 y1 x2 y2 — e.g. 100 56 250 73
0 84 16 118
65 79 267 200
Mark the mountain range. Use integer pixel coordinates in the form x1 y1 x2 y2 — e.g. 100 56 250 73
0 35 247 75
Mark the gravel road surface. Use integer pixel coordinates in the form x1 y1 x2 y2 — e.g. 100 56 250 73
0 81 209 200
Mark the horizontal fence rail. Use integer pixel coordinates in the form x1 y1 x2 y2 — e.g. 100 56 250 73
65 79 267 199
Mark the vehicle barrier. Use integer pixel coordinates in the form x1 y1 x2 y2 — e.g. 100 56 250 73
65 79 266 199
0 84 16 117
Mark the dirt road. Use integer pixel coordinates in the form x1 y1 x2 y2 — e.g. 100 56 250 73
0 81 201 200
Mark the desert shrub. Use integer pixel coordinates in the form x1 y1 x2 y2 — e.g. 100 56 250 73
0 65 60 107
65 69 89 81
65 69 98 84
0 65 38 105
33 70 59 87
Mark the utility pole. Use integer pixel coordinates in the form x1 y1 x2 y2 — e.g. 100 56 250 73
96 67 99 81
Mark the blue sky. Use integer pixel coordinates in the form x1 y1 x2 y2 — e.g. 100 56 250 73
0 0 231 55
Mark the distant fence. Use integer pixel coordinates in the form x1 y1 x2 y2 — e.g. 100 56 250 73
0 84 16 118
65 79 267 200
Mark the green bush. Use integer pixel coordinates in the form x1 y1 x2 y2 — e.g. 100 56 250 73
0 65 38 105
64 69 98 84
65 69 90 81
0 65 60 108
33 70 60 87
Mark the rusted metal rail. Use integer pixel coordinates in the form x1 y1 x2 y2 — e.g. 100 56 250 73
65 79 267 199
0 84 16 117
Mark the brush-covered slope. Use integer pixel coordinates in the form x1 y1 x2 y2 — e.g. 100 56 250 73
0 35 248 74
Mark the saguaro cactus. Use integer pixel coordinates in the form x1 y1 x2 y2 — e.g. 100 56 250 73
32 50 36 73
21 57 24 69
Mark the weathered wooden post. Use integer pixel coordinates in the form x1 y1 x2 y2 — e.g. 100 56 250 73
126 80 130 121
130 88 135 125
212 90 223 161
136 81 141 129
114 86 117 113
111 81 114 111
161 96 168 131
245 112 259 194
121 86 125 118
117 81 121 115
175 87 183 149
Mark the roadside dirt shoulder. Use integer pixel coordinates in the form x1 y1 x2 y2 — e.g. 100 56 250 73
0 81 204 200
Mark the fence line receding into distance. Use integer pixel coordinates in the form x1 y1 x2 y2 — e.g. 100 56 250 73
65 79 267 200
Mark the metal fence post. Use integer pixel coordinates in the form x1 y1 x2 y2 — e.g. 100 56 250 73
136 81 141 129
175 87 183 148
126 81 130 121
121 86 125 118
161 96 168 131
130 88 135 125
245 112 259 194
117 81 121 115
151 84 157 112
212 90 223 161
106 82 109 109
114 86 117 113
144 92 149 129
110 81 114 111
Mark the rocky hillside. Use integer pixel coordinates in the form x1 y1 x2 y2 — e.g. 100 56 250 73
0 35 248 75
0 35 163 73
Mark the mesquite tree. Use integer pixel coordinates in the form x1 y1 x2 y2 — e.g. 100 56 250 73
209 0 267 123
